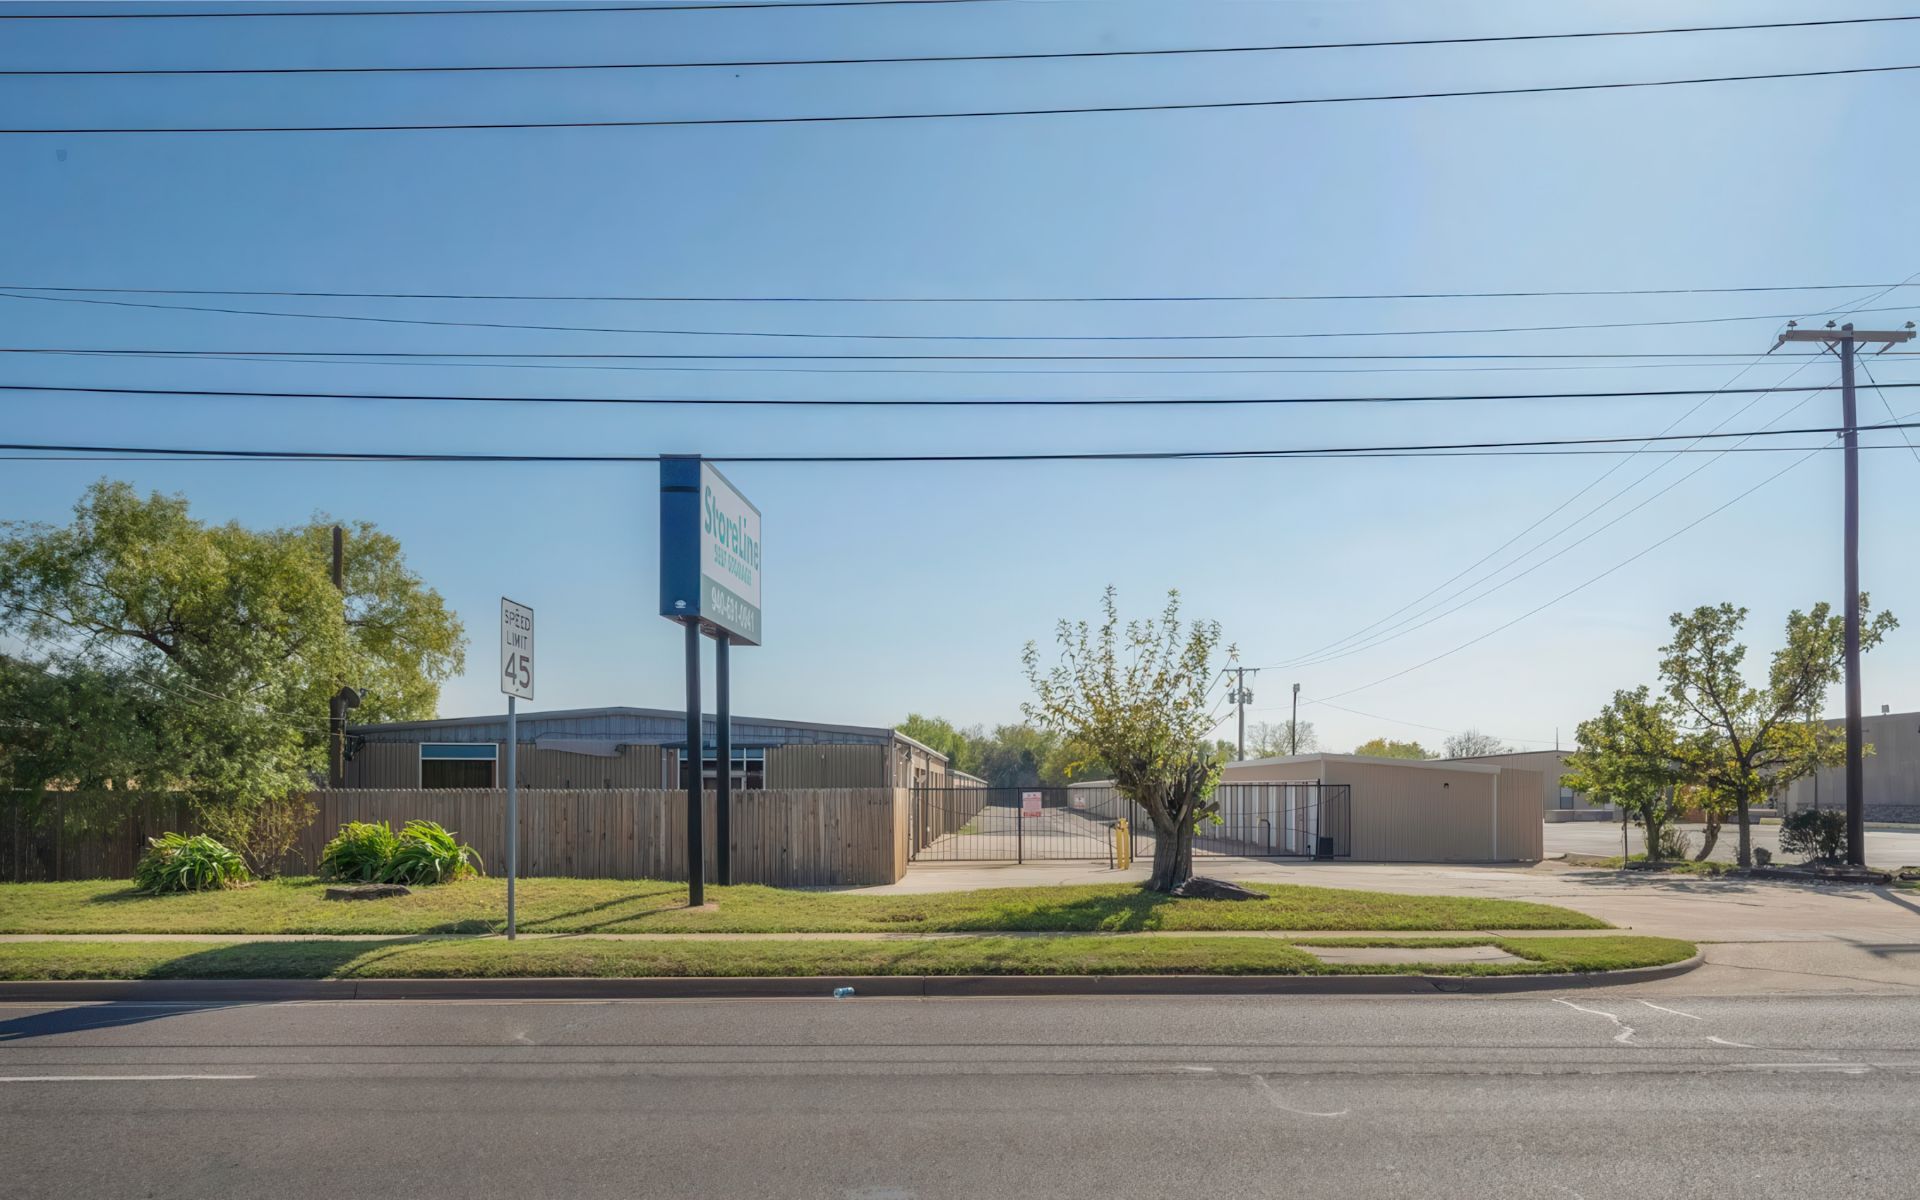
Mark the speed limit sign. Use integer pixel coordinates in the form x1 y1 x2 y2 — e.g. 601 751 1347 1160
500 598 534 701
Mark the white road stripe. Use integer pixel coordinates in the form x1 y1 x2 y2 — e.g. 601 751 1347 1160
1636 1000 1701 1020
0 1074 256 1083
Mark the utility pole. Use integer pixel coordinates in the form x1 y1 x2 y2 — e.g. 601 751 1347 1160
326 526 353 787
1229 668 1256 760
1290 683 1301 755
1772 320 1915 866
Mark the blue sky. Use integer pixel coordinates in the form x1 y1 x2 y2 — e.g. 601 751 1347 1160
2 0 1917 752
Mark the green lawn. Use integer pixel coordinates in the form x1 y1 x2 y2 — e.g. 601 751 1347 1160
0 934 1692 981
0 877 1608 935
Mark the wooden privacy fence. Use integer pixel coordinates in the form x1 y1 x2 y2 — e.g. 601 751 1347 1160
4 791 197 883
301 788 911 887
5 788 913 886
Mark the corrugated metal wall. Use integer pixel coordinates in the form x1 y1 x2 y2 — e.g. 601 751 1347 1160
764 744 887 788
1225 757 1542 862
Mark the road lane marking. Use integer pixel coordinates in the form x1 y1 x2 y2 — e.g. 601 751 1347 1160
0 1074 256 1082
1706 1035 1757 1049
1551 998 1637 1045
1636 1000 1701 1020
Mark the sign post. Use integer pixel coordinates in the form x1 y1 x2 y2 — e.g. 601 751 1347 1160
500 598 534 939
660 456 762 905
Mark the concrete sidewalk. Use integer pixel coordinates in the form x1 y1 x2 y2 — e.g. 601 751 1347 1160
0 928 1628 944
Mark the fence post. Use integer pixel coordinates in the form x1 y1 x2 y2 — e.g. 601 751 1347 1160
1016 792 1023 865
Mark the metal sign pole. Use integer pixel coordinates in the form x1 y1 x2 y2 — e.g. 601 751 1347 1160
715 635 731 888
506 693 517 939
685 619 705 907
498 597 533 941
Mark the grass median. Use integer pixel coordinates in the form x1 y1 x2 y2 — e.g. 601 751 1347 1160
0 877 1608 935
0 934 1692 981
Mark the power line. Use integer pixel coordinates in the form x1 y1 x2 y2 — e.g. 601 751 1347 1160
3 288 1912 342
8 63 1917 134
1 421 1915 463
1252 276 1919 672
1860 358 1920 466
1279 379 1839 671
5 281 1915 304
15 446 1913 464
1277 698 1558 749
0 0 992 19
11 14 1917 74
14 345 1895 362
1261 356 1833 670
1308 443 1833 705
6 379 1916 408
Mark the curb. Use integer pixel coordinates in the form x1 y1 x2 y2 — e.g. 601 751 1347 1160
0 954 1702 1002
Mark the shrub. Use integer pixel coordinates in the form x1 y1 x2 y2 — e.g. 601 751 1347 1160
1754 847 1773 867
1780 809 1847 862
133 833 252 894
320 821 401 882
1654 826 1693 862
380 820 482 885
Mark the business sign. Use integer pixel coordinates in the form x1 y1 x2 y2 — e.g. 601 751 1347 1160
1021 792 1043 819
659 456 762 645
500 598 534 700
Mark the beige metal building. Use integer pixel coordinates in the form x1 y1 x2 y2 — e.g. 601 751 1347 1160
1779 709 1920 822
1220 753 1545 862
1444 748 1617 821
344 706 953 792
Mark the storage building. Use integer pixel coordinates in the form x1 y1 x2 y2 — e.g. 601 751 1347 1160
344 706 952 792
1220 753 1544 862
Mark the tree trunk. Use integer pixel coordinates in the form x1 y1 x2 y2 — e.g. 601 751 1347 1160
1146 814 1196 893
1733 796 1752 868
1694 813 1720 861
1643 812 1666 862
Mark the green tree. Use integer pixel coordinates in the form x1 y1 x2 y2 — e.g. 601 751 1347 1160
1659 599 1896 866
1561 686 1687 861
1352 736 1437 760
1443 729 1510 758
0 481 466 872
896 713 974 772
1249 719 1317 758
971 723 1064 788
1024 587 1230 892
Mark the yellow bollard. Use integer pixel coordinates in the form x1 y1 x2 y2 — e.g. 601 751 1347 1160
1114 818 1132 870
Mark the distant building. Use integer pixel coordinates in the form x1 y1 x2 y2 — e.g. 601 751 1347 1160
1441 748 1617 822
343 706 952 792
1779 709 1920 823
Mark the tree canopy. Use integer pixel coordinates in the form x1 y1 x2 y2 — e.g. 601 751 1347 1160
1561 686 1686 859
1442 729 1510 759
1352 736 1437 760
1023 587 1230 892
1248 719 1317 758
0 481 466 870
1659 599 1894 866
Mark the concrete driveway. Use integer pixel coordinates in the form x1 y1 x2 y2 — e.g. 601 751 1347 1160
1546 819 1920 865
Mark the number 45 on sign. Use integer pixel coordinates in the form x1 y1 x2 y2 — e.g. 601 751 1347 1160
501 599 534 700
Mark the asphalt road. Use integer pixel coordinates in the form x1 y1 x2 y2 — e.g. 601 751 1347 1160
4 992 1916 1199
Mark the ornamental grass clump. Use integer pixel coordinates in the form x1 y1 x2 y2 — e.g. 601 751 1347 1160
133 833 252 894
319 821 401 882
380 819 482 885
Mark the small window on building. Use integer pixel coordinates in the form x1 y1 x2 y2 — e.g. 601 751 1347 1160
677 746 766 790
420 743 497 789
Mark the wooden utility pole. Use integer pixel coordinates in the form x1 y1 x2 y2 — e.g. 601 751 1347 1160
325 525 361 787
1772 320 1915 865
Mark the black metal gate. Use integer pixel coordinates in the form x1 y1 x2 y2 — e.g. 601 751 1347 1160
908 783 1350 864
